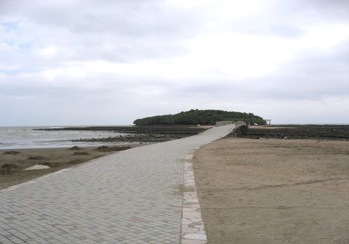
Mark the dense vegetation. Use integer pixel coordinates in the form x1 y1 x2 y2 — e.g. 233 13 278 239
133 109 265 125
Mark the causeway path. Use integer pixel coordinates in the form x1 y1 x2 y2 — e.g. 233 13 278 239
0 125 234 244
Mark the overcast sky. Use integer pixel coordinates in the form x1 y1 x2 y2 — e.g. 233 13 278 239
1 0 348 126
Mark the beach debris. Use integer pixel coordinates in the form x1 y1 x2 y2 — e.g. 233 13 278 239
24 164 50 170
97 145 109 151
1 163 18 174
27 155 44 160
70 146 81 150
73 151 89 155
2 151 20 155
96 145 131 152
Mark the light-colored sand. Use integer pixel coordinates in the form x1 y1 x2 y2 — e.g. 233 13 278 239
194 138 349 244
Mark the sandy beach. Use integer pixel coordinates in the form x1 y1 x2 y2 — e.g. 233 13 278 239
0 145 132 190
194 137 349 244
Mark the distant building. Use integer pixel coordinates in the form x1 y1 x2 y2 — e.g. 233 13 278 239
265 119 271 126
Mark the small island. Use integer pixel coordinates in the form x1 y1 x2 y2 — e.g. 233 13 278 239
133 109 266 125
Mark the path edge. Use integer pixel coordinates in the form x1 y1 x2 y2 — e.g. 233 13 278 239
181 152 207 244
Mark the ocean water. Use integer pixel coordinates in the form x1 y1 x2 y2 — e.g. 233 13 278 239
0 126 128 149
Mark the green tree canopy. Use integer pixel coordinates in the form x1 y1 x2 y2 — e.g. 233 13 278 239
133 109 265 125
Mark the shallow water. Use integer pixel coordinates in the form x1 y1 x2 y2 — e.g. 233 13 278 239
0 126 129 149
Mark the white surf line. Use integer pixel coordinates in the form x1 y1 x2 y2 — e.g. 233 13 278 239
181 153 207 244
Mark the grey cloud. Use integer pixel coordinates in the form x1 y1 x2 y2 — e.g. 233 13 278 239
245 61 348 101
301 0 349 20
1 1 198 65
270 0 349 20
11 0 199 39
268 24 304 38
228 19 304 38
63 34 187 63
1 0 198 54
1 0 349 125
229 0 349 39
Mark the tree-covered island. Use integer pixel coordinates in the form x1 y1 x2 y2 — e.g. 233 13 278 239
133 109 266 126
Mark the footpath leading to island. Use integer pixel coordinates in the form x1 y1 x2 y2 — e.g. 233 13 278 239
0 124 234 244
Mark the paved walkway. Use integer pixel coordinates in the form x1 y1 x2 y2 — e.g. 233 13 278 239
0 125 234 244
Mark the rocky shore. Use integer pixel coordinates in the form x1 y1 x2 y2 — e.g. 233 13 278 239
1 125 210 190
36 125 209 143
243 124 349 140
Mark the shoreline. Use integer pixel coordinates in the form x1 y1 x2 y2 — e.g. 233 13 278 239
0 141 144 151
0 125 209 191
2 123 349 191
0 125 209 150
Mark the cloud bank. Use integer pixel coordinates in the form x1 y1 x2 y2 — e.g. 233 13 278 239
1 0 348 125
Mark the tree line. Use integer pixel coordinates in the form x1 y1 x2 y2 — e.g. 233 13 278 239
133 109 266 125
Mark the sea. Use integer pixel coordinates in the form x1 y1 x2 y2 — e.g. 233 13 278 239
0 126 129 149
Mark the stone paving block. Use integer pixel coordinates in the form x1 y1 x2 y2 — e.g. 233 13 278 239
0 125 234 244
181 239 207 244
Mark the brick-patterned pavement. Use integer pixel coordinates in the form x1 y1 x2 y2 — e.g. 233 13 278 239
0 125 234 244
